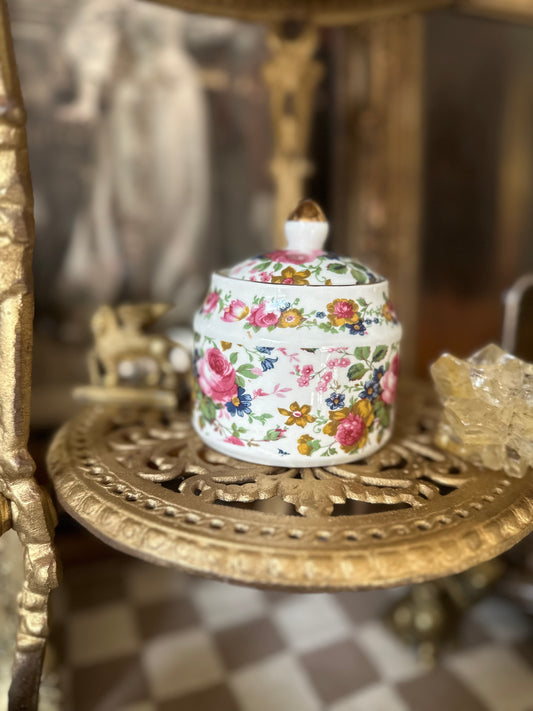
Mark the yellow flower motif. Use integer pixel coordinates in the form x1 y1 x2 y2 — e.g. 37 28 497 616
220 341 232 350
323 399 374 452
297 434 314 455
271 267 311 285
327 298 359 326
278 401 316 428
382 301 394 322
278 308 304 328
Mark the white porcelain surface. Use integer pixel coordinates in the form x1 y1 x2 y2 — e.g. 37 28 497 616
191 213 402 466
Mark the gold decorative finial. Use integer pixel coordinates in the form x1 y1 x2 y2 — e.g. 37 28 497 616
288 198 327 222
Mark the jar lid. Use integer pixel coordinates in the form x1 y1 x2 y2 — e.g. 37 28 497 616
222 199 384 286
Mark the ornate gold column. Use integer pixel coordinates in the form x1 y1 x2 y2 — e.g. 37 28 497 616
0 1 59 708
149 0 443 249
263 25 324 246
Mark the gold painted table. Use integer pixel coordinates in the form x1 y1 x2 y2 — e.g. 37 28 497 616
47 383 533 591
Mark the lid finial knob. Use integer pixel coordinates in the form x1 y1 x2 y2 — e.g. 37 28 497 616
285 198 329 252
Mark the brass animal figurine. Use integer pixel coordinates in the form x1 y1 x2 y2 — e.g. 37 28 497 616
88 303 179 391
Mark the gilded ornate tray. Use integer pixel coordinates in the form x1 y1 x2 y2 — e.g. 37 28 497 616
47 383 533 591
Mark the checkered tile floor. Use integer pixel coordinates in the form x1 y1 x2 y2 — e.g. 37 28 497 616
50 555 533 711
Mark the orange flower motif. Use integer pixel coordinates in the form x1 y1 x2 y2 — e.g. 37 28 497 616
278 401 316 428
271 267 311 285
327 298 359 326
323 400 374 453
382 300 396 322
297 434 314 455
278 308 304 328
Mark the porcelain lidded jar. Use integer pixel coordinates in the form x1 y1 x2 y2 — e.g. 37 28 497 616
192 200 402 466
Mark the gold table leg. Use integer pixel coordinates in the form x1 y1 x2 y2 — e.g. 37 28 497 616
0 1 59 708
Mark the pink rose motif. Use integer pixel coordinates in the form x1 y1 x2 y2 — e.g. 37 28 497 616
335 413 365 448
322 371 333 384
334 301 356 320
222 299 249 322
264 249 321 264
297 375 310 387
198 348 238 403
202 291 220 314
390 353 400 376
259 271 272 282
302 365 314 376
381 369 398 405
338 357 350 368
247 302 280 328
224 435 244 446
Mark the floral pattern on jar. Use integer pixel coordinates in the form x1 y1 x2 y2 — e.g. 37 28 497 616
225 250 381 286
192 335 400 464
199 289 399 335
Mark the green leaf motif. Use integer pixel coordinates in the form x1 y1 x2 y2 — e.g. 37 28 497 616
357 298 368 307
327 263 347 274
254 413 274 425
374 400 390 428
199 397 217 423
309 439 321 454
347 363 367 381
237 363 259 379
354 346 370 360
319 322 335 333
235 374 245 388
372 345 388 362
350 269 369 283
266 428 284 441
229 352 238 365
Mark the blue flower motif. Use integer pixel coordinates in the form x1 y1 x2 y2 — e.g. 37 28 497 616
225 387 253 417
372 366 386 385
256 346 275 355
278 449 289 456
315 311 326 319
193 348 201 378
261 357 278 372
271 297 291 311
344 320 367 336
373 318 379 324
325 392 345 410
359 380 380 401
365 319 372 325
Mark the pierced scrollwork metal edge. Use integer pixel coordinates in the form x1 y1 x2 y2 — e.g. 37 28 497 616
47 400 533 591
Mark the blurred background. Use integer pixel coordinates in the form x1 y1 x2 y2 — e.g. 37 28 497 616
3 1 533 709
7 0 533 430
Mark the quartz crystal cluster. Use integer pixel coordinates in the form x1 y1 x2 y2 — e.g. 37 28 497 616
431 344 533 478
